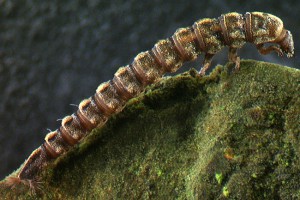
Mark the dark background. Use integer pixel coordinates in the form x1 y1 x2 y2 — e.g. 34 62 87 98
0 0 299 179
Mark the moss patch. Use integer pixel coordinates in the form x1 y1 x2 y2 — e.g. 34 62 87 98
1 60 299 199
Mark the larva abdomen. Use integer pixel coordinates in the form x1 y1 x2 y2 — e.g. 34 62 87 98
44 130 69 158
131 51 164 85
171 27 200 61
112 66 144 100
152 39 183 72
94 81 125 116
77 98 107 131
18 147 48 180
60 115 87 144
6 12 294 188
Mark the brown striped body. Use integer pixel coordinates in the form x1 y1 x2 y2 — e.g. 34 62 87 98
5 12 294 186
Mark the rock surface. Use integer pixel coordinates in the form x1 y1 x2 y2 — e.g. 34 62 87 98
0 60 299 199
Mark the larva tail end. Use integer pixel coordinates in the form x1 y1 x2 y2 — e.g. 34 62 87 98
4 176 22 189
4 176 43 195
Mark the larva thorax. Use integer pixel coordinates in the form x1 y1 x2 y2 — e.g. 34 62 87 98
5 12 294 189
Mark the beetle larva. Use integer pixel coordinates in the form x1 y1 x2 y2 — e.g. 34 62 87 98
3 11 294 190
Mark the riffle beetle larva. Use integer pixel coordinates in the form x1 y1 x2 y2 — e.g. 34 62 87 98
3 12 294 191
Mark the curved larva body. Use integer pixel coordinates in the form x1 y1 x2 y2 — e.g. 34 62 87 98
4 12 294 188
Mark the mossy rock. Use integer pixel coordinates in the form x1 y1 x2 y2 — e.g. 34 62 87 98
0 60 299 199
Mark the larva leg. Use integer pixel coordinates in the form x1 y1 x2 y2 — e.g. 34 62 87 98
256 44 284 57
228 47 241 71
199 53 214 76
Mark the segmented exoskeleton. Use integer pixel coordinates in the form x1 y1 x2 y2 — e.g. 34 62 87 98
3 12 294 190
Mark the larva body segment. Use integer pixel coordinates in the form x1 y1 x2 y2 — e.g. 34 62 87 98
131 51 165 85
193 18 224 54
171 27 200 61
112 66 144 100
77 98 107 131
251 12 284 44
94 81 125 116
44 130 69 158
219 12 246 48
17 147 49 181
60 114 87 143
4 12 294 189
152 39 183 72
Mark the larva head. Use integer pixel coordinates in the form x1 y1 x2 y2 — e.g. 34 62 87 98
249 12 294 58
278 29 294 58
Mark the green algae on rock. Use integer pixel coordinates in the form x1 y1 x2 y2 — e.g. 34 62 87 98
0 60 299 199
